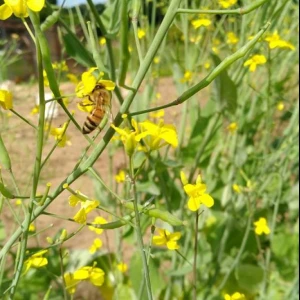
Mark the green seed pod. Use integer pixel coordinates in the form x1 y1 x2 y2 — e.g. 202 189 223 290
0 134 11 170
41 11 60 32
125 202 184 226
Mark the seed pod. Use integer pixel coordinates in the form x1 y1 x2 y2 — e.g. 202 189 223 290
41 11 60 32
0 134 11 170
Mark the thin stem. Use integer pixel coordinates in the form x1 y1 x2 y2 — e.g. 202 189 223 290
129 156 153 300
10 109 37 129
193 211 199 300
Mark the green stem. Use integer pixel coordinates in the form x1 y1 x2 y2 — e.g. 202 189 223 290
193 211 199 300
129 156 153 300
10 109 37 130
9 30 45 298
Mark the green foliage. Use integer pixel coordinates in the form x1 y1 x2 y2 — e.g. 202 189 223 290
0 0 298 299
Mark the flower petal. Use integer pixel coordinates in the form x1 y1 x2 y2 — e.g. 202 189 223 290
201 194 214 208
187 197 201 211
27 0 45 12
0 4 13 20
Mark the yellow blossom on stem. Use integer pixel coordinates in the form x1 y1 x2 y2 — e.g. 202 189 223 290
244 54 266 72
192 15 211 29
219 0 237 8
88 216 107 234
254 217 270 235
0 0 45 20
224 292 246 300
180 71 193 83
111 118 139 156
117 262 128 273
0 89 13 110
227 122 238 133
265 31 295 50
153 56 160 64
64 273 80 294
232 184 242 194
276 101 285 111
227 32 239 45
181 172 214 211
50 122 71 147
136 119 178 150
73 265 105 287
115 170 126 183
24 249 48 274
89 238 103 254
152 228 181 250
75 67 115 98
29 223 35 232
137 28 146 39
99 37 106 46
149 109 165 119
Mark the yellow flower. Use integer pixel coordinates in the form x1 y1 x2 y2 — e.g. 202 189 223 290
30 105 39 115
89 238 103 254
89 216 107 234
192 16 211 29
77 97 94 113
254 217 270 235
117 262 128 273
69 194 100 224
73 265 105 287
244 54 266 72
227 32 239 45
137 28 146 39
152 228 181 250
232 184 242 194
212 38 221 54
224 292 246 300
0 0 45 20
276 101 285 111
15 199 22 206
0 89 13 110
227 122 238 133
115 170 126 183
149 109 165 119
99 37 106 46
180 70 193 83
189 35 202 44
64 273 80 294
52 61 68 72
181 172 214 211
136 120 178 150
66 73 79 85
204 62 211 69
24 249 48 274
29 223 35 232
75 67 115 98
50 122 71 147
111 118 139 156
265 31 295 50
219 0 237 8
153 56 160 64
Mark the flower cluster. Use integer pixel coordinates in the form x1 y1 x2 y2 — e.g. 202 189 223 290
0 0 45 20
111 115 178 156
181 172 214 211
64 264 105 295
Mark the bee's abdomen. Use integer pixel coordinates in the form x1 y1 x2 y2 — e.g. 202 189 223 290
82 109 105 134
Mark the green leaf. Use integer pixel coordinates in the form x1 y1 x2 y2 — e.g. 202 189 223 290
235 264 264 292
113 284 137 300
62 33 94 68
129 255 164 299
101 0 121 37
211 53 237 114
136 181 160 195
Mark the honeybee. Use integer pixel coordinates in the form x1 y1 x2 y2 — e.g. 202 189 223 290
80 84 112 134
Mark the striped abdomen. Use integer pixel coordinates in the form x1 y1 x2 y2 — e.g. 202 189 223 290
82 108 105 134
